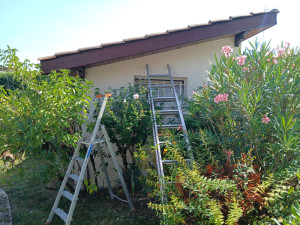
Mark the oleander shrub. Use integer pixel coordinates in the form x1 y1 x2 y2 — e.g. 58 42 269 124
186 41 299 174
144 41 299 224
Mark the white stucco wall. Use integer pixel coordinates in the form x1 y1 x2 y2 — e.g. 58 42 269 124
86 36 237 96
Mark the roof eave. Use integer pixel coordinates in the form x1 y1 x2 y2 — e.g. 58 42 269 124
40 10 278 73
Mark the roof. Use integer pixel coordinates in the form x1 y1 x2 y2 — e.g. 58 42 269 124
39 9 279 73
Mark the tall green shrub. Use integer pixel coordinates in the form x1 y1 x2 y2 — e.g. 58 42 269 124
0 71 21 90
145 42 299 224
0 47 93 161
101 85 151 186
187 41 299 173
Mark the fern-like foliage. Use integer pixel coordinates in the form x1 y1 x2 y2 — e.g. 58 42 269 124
208 200 224 225
226 199 243 225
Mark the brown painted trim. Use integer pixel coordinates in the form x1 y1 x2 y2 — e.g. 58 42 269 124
235 31 250 47
40 11 277 73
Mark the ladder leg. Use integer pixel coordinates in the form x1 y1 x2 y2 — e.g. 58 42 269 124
97 144 114 200
46 156 77 223
101 125 135 211
46 210 55 224
46 96 112 224
65 156 90 224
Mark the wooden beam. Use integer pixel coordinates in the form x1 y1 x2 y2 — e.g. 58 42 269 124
77 67 85 78
69 67 85 78
234 30 250 47
40 11 278 73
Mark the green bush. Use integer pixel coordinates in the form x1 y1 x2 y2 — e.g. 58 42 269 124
0 46 93 163
186 41 299 174
276 200 300 225
0 71 21 90
101 85 151 187
145 42 299 224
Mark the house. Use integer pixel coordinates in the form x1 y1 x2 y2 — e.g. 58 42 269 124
39 9 278 97
38 10 278 187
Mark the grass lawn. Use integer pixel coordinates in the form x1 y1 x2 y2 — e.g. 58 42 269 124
0 159 159 225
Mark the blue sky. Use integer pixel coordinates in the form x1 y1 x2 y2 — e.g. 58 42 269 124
1 0 299 63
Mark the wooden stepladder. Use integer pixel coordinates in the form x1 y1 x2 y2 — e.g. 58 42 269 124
46 94 134 225
146 64 193 203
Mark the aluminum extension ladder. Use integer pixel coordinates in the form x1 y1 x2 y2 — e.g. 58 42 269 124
46 94 134 225
146 64 193 203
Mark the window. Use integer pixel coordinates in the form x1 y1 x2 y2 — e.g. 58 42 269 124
134 76 186 98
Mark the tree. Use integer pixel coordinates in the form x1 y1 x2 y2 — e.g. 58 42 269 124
0 46 93 169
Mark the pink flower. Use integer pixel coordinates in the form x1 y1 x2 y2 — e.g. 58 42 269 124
221 45 233 57
267 59 270 62
177 125 182 131
277 43 292 57
266 51 271 56
214 93 229 104
262 115 271 124
273 58 278 64
225 150 232 158
214 95 222 103
193 90 197 95
277 47 287 57
285 41 290 46
292 64 295 67
237 55 247 66
243 67 249 72
222 93 229 101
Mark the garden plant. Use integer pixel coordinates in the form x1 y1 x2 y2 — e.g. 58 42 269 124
101 85 151 190
142 41 299 224
0 46 93 181
0 41 299 224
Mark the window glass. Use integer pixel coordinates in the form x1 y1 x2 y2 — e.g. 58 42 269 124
134 77 185 97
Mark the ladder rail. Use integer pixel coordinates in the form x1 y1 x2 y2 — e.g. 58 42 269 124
146 64 194 207
47 99 99 223
66 96 109 224
167 64 193 160
101 125 135 210
147 65 164 180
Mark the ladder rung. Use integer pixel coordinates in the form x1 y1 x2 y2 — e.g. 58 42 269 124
80 139 105 145
60 190 75 201
151 85 172 88
149 74 169 77
157 124 181 129
153 97 175 102
162 159 192 164
158 133 171 137
53 208 67 222
159 141 170 144
73 156 84 163
67 173 80 181
158 110 179 115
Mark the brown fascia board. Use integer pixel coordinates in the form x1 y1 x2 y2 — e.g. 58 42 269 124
40 10 278 73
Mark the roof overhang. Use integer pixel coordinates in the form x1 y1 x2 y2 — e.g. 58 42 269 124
39 9 279 74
